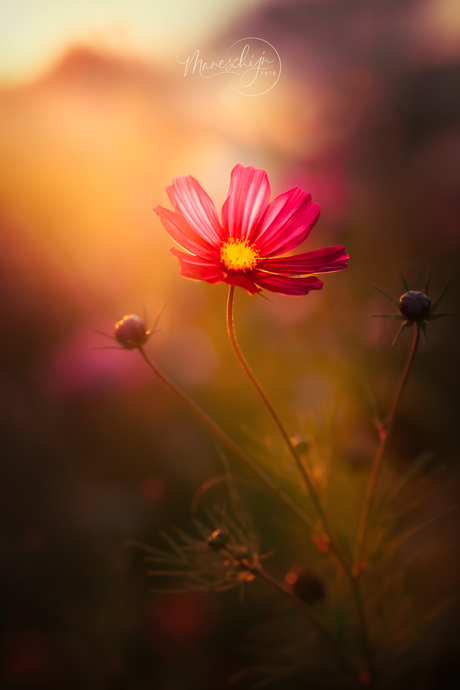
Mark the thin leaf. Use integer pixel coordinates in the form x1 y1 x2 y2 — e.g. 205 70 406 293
422 595 457 624
191 474 222 514
388 451 438 504
367 313 403 320
372 284 399 306
424 267 431 293
92 346 125 350
159 530 189 563
383 506 456 556
147 570 202 577
384 485 448 524
392 321 411 345
152 303 167 331
125 540 174 558
418 321 427 345
426 312 456 321
431 275 452 312
90 328 118 342
399 270 410 292
256 291 273 302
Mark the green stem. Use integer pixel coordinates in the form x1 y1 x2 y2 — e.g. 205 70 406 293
227 287 358 561
353 325 420 575
226 286 376 686
223 545 362 687
139 338 372 681
227 287 333 539
138 347 311 528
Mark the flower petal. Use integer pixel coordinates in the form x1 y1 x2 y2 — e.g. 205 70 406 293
257 246 349 275
171 248 260 294
254 188 321 257
170 247 223 283
167 175 224 245
221 165 271 240
253 273 324 296
154 205 218 259
222 272 260 295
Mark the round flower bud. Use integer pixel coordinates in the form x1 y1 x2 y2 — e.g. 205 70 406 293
115 315 149 349
291 571 325 605
207 529 229 552
399 291 431 322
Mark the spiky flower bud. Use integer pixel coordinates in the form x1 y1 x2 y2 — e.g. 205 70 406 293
207 529 229 552
399 291 431 323
115 315 149 349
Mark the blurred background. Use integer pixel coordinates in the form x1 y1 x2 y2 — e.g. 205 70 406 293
0 0 459 688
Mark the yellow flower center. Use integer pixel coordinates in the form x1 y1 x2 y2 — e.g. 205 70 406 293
220 238 259 272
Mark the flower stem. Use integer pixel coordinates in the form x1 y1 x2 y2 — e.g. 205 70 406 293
353 325 420 575
223 545 363 687
139 340 373 681
227 287 339 552
226 285 376 686
137 346 312 528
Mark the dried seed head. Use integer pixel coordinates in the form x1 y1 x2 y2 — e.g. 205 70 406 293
207 529 229 552
399 291 431 322
115 315 149 349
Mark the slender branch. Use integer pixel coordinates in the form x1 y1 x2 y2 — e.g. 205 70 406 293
139 338 373 681
137 346 312 529
353 325 420 575
226 286 376 686
227 287 342 559
223 545 362 687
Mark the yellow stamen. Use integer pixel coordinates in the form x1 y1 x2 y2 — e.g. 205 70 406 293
220 238 259 272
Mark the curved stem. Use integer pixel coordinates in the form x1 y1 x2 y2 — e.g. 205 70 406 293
227 287 341 556
138 346 311 529
223 545 362 687
140 338 372 681
226 286 376 685
353 325 420 575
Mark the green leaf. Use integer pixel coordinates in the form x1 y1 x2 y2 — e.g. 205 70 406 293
384 485 447 524
431 275 452 312
387 451 438 505
418 321 427 345
424 267 431 293
367 313 404 320
372 284 399 306
426 312 456 321
152 303 167 331
399 269 410 292
392 321 412 345
378 506 456 562
91 328 118 342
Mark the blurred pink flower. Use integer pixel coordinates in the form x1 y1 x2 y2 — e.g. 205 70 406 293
155 164 348 296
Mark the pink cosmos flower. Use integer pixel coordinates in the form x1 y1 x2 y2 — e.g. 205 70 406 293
154 165 348 296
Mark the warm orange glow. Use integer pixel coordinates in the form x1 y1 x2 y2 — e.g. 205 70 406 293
285 571 298 585
311 535 330 553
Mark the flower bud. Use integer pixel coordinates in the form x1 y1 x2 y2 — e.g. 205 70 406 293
399 291 431 322
115 315 149 349
207 529 229 552
291 571 325 605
